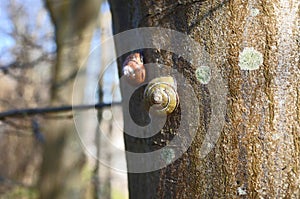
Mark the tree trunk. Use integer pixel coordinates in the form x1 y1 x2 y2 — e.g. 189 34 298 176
109 0 300 198
38 1 101 198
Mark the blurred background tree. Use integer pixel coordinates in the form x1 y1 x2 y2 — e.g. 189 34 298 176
0 0 127 198
0 0 53 197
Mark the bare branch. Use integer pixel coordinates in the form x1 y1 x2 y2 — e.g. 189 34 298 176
31 119 45 142
0 53 53 74
0 102 122 120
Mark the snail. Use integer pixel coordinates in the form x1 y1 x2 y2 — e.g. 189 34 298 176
144 76 179 115
122 52 145 85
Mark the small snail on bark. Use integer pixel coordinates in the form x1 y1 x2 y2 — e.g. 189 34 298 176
144 76 179 115
122 52 145 86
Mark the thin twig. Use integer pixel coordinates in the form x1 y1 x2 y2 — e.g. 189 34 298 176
0 102 122 120
0 53 53 74
31 119 45 142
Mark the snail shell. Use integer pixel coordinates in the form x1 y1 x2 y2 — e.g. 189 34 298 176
122 52 145 86
144 76 178 115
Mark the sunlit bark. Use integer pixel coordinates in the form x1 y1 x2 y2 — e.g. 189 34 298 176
109 0 300 198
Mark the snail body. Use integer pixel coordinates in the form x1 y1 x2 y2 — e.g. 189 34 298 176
122 52 145 85
144 76 179 115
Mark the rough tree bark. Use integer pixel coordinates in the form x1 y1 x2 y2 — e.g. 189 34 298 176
109 0 300 198
39 1 101 198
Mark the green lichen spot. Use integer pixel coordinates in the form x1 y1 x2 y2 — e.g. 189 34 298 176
161 148 175 164
195 66 211 84
238 47 263 70
250 8 260 17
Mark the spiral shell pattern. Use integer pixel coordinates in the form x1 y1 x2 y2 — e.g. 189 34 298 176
144 76 178 115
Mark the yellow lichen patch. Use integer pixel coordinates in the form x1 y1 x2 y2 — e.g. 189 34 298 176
238 47 263 70
250 8 260 17
195 66 211 84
